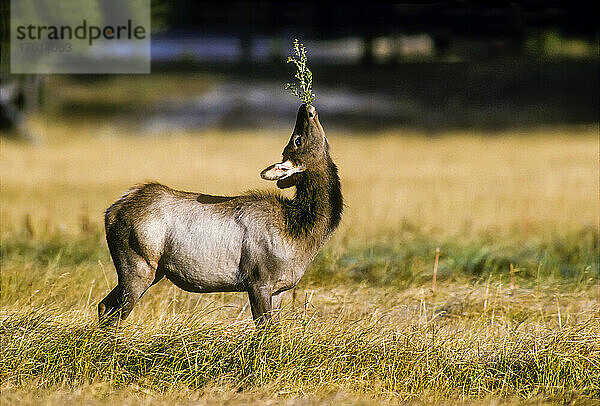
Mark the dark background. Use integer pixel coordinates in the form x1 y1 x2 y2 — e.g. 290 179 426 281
1 0 598 138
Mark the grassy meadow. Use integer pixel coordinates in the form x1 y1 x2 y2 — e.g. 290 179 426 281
1 119 598 404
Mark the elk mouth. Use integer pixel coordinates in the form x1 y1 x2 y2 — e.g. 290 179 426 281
276 174 299 189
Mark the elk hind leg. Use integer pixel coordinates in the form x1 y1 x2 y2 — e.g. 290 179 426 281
99 250 156 327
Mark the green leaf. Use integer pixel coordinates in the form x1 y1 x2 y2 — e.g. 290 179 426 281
285 39 316 105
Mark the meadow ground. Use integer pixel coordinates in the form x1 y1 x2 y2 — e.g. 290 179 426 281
1 122 598 404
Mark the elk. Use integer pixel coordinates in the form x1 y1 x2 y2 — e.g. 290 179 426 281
98 104 342 326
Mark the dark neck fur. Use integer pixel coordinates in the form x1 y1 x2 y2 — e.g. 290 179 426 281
282 158 343 241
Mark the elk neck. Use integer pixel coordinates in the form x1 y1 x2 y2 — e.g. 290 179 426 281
281 156 343 243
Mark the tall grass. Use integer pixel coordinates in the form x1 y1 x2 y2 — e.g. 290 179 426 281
1 127 598 403
1 227 598 402
2 309 598 400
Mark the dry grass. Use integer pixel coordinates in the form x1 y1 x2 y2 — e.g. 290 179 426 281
1 123 598 404
1 123 597 239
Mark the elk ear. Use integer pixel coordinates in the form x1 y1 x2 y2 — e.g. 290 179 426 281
260 160 304 181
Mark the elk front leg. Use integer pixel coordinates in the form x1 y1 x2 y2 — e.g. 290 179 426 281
247 284 272 325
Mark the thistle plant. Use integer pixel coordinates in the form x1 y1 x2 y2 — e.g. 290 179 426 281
285 39 315 105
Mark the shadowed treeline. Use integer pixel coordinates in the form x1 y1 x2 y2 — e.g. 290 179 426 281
46 58 599 133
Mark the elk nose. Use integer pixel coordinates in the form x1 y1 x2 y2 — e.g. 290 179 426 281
307 105 316 118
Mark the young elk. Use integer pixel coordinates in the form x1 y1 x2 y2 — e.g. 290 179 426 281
98 104 342 326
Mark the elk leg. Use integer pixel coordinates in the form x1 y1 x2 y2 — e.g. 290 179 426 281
247 284 272 325
99 247 156 327
118 259 156 321
98 285 122 325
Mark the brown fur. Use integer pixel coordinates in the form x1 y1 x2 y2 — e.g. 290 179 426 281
99 104 342 327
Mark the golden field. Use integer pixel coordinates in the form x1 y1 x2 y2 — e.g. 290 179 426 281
1 123 598 405
1 124 597 238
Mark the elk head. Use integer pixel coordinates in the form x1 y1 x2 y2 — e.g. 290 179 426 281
261 104 330 189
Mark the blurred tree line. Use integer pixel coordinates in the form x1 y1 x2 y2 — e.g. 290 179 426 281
1 1 598 139
151 0 598 63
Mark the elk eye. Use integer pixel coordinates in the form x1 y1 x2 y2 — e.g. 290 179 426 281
294 137 302 147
